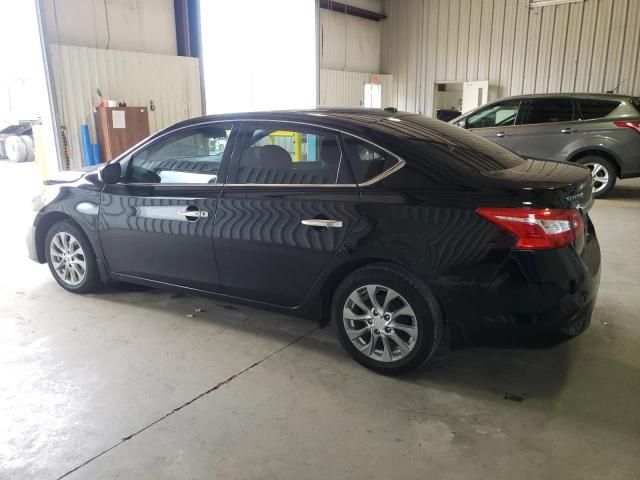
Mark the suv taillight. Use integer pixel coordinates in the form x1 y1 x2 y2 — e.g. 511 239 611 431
614 120 640 134
477 207 584 249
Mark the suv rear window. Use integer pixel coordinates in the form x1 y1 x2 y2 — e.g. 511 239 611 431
578 100 620 120
519 99 574 124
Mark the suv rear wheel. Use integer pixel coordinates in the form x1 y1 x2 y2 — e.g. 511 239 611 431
332 264 443 374
577 156 617 198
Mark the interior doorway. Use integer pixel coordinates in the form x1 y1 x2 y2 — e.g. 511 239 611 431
364 83 382 108
433 82 463 120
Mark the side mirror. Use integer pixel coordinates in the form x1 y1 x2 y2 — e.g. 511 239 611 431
100 162 122 184
458 119 468 128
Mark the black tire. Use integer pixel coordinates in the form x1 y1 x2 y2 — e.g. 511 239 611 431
577 156 617 198
332 263 443 375
45 220 102 293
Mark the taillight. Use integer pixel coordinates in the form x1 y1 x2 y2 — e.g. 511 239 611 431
614 120 640 134
477 207 584 249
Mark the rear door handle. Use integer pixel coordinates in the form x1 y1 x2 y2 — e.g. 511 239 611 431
561 128 576 134
178 209 209 218
301 219 343 228
496 131 509 138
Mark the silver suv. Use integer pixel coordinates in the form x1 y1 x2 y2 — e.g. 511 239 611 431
452 93 640 197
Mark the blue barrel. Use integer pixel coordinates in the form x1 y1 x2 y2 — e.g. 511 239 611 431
80 125 93 166
91 144 101 165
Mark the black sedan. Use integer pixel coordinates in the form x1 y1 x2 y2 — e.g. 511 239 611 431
27 109 601 373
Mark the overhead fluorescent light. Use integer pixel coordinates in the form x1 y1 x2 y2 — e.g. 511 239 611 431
530 0 583 7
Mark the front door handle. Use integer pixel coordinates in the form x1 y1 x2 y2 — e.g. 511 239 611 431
178 209 209 219
496 131 509 138
561 128 576 134
301 219 343 228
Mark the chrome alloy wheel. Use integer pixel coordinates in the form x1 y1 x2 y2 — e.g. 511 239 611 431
49 232 86 286
343 284 418 362
584 162 609 194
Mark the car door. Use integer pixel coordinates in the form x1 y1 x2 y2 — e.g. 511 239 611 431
507 97 577 161
99 122 236 291
213 122 363 307
463 99 522 151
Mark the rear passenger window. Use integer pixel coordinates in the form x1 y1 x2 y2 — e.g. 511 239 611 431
342 136 400 184
578 100 620 120
235 125 352 185
519 99 574 124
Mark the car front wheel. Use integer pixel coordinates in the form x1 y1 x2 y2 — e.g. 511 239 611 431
332 264 443 374
45 220 101 293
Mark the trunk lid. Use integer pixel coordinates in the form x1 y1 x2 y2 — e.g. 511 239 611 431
482 158 594 211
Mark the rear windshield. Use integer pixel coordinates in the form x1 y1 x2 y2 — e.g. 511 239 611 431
381 114 525 173
578 99 620 120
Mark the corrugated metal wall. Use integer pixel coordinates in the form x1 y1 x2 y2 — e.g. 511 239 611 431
50 44 201 169
381 0 640 116
320 69 394 107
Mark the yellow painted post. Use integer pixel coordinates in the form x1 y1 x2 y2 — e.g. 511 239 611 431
32 124 49 179
294 132 302 162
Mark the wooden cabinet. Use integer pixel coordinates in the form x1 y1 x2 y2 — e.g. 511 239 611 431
95 106 150 162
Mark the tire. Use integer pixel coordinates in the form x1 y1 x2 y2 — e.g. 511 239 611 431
577 156 617 198
19 135 35 162
45 220 102 293
5 135 28 163
332 263 443 375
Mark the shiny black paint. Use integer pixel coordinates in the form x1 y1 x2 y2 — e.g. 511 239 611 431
28 108 601 346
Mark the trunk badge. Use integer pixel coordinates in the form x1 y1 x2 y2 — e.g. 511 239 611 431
566 193 584 202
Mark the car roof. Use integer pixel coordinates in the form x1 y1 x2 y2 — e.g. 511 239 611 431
166 108 418 134
494 92 635 101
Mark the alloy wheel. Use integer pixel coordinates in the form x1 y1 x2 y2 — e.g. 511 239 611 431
584 162 609 194
49 232 86 286
342 284 418 362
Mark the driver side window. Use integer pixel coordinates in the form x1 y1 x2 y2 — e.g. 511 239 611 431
127 124 232 184
466 100 520 129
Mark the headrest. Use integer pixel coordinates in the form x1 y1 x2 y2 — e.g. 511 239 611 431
258 145 291 169
319 137 341 165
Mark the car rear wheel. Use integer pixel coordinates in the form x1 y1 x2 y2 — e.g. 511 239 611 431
45 220 101 293
577 156 617 198
332 264 443 374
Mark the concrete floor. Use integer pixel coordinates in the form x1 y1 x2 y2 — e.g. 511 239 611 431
1 161 639 480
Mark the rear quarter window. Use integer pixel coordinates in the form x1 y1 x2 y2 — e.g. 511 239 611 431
578 100 620 120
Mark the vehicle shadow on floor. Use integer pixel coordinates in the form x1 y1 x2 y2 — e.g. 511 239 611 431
604 179 640 201
78 285 640 439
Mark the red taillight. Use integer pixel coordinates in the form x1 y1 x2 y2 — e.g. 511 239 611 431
477 207 584 249
614 120 640 134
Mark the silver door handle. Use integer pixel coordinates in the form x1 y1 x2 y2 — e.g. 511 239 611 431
561 128 575 134
178 210 208 218
301 219 343 228
496 132 508 138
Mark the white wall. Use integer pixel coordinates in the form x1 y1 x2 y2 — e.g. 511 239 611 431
381 0 640 116
42 0 177 55
320 69 393 107
320 0 382 73
50 45 201 169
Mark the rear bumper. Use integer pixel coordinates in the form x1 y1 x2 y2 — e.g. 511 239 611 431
620 151 640 178
435 232 601 346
